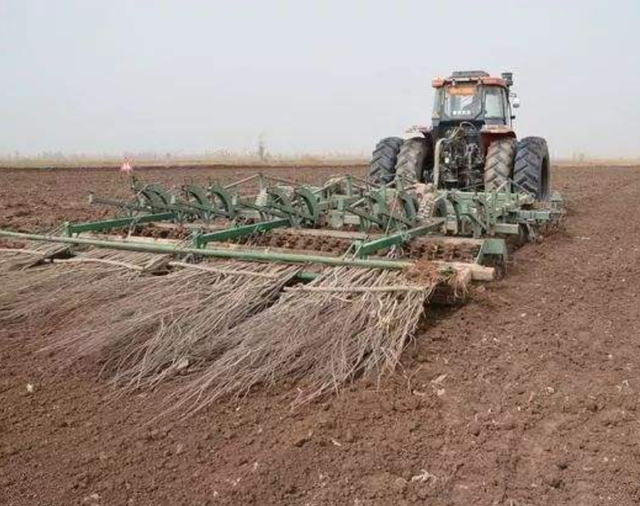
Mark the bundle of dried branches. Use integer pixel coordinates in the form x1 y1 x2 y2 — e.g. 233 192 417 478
49 261 298 388
0 242 67 274
169 265 441 414
3 240 445 412
0 249 158 327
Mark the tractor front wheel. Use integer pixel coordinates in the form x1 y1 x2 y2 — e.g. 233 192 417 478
484 138 517 191
513 137 551 201
368 137 403 185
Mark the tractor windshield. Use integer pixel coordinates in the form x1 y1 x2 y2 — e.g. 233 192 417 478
439 84 482 118
433 84 508 121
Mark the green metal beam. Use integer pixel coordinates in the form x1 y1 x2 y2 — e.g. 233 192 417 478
0 230 414 271
355 220 446 258
65 212 176 235
194 218 290 247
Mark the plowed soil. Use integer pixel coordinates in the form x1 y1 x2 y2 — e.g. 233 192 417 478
2 164 640 506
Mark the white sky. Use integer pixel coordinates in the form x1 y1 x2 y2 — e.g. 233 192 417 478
1 0 639 158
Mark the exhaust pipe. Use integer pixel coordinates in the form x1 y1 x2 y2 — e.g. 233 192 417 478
433 139 445 188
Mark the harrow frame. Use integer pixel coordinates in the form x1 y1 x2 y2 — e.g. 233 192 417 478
0 173 563 284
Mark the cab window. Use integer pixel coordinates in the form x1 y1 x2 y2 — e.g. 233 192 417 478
484 87 506 120
442 85 481 118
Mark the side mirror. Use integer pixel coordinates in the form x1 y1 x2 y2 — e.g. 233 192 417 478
512 97 521 108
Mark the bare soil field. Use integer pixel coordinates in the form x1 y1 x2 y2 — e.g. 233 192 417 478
1 163 640 506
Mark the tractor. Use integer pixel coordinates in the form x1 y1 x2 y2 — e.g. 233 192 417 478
369 70 551 201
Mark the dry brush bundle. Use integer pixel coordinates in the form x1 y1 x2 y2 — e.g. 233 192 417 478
169 265 442 414
0 248 159 329
0 241 68 274
49 261 299 387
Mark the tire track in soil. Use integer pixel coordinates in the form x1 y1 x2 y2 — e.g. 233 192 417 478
1 165 640 506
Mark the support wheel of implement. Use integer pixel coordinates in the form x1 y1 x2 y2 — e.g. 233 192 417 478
513 136 551 201
395 137 433 185
484 138 517 191
368 137 403 185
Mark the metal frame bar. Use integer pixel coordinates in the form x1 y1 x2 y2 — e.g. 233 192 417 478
0 230 414 271
194 218 291 247
64 212 176 236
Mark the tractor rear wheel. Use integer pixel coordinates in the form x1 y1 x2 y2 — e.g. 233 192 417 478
395 137 433 185
513 136 551 201
484 138 517 191
368 137 403 184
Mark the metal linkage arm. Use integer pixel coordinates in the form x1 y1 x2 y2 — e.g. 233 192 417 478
193 218 291 248
354 219 446 258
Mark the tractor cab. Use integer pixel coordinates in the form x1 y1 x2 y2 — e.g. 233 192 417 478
431 71 516 128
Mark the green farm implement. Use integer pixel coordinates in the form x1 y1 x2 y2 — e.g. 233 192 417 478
2 173 561 277
0 171 562 410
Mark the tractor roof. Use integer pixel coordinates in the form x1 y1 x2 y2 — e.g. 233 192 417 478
432 70 509 88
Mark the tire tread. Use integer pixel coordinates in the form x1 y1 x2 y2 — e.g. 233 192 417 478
484 138 517 190
395 138 432 184
513 136 550 199
368 137 403 184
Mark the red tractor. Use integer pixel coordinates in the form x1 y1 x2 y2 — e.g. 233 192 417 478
369 70 550 201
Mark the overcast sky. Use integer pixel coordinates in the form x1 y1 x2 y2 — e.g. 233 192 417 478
1 0 638 158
